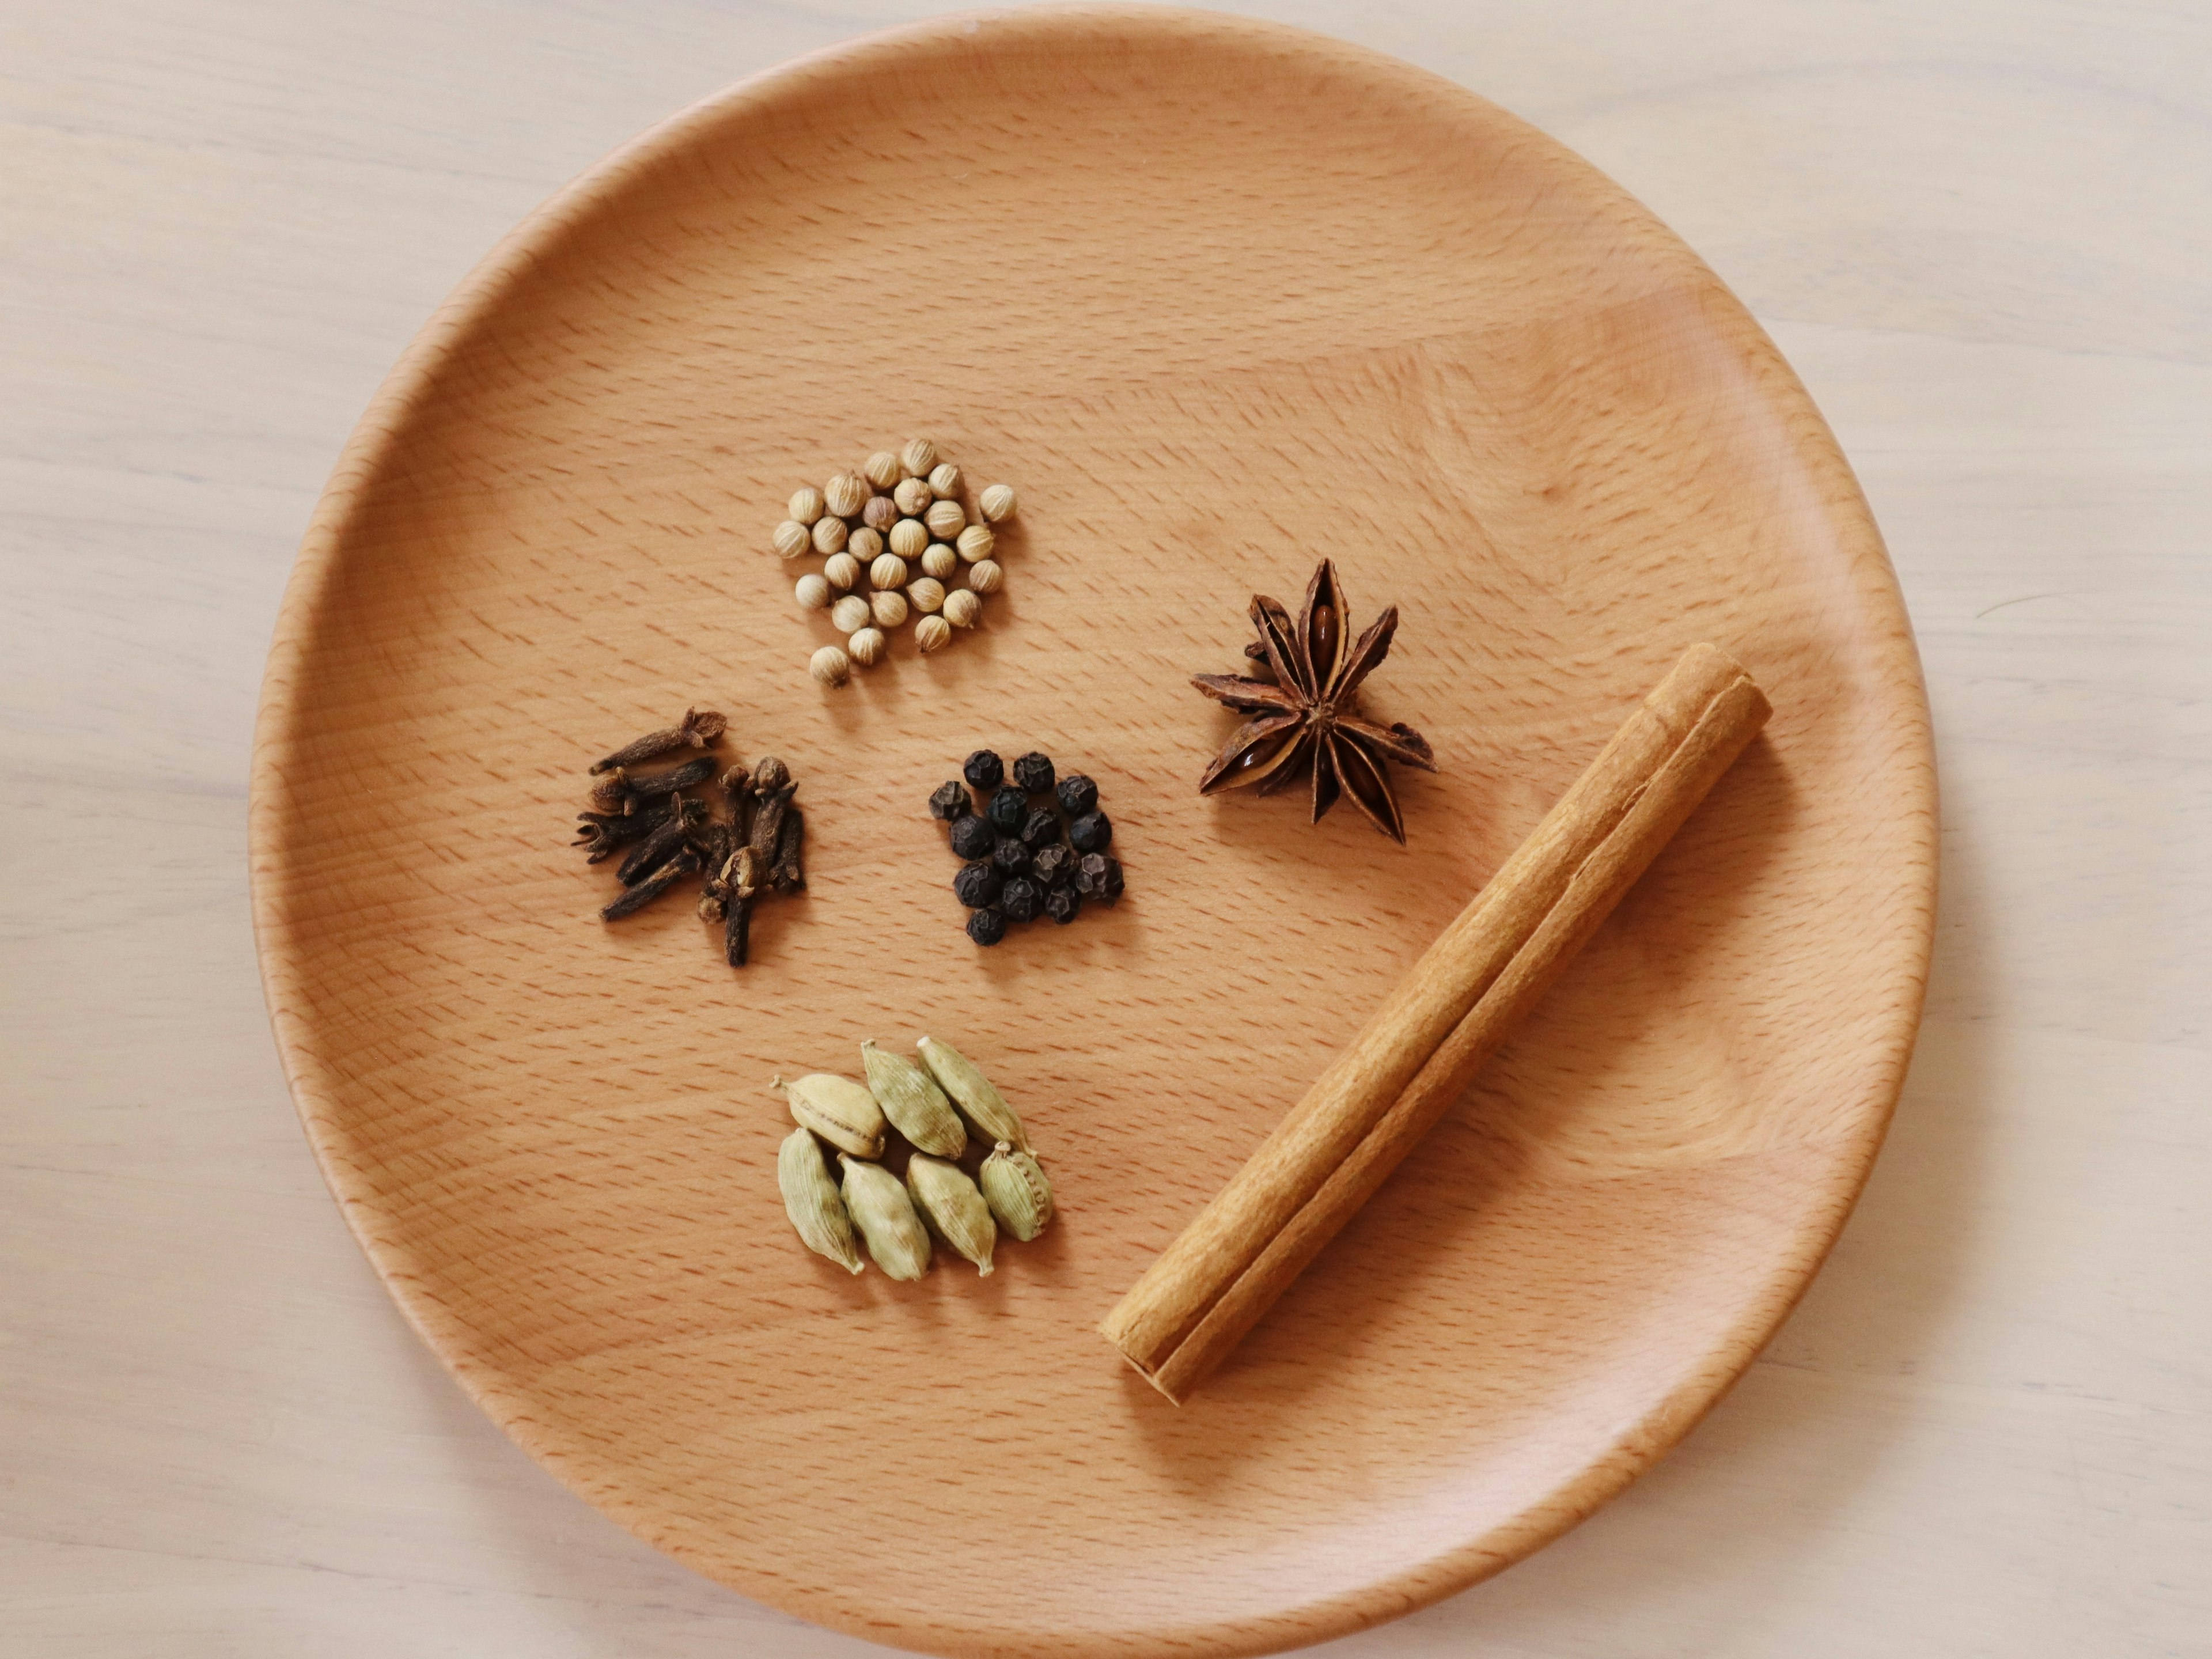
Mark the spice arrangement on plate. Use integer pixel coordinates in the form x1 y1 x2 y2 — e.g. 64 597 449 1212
775 438 1017 686
930 748 1124 944
573 715 805 964
1191 558 1437 841
775 1037 1056 1278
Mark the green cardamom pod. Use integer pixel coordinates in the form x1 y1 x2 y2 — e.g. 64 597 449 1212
905 1153 997 1275
979 1141 1055 1241
777 1126 863 1274
859 1039 967 1158
838 1153 931 1280
915 1036 1028 1152
772 1073 885 1160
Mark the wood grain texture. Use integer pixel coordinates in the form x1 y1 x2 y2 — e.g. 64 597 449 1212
10 1 2211 1657
248 10 1931 1655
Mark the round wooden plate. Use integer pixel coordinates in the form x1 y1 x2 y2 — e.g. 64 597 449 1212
250 9 1936 1657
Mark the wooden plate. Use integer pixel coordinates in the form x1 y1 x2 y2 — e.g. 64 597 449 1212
250 9 1935 1657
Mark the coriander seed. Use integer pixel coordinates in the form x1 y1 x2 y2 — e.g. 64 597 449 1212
870 589 909 629
810 514 848 555
773 519 810 559
794 573 831 610
830 593 872 634
864 450 903 490
869 552 909 590
902 437 937 477
942 589 982 629
927 461 961 499
925 499 966 541
979 483 1017 523
893 476 933 517
824 472 868 518
915 614 952 652
823 551 861 592
966 559 1003 594
849 626 887 667
861 494 897 532
810 645 851 689
921 543 959 581
789 486 826 525
889 518 929 558
907 577 946 614
956 524 994 563
848 525 884 562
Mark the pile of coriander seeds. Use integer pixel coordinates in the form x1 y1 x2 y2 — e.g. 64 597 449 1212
774 438 1017 688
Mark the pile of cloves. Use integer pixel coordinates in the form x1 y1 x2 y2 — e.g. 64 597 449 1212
572 709 805 965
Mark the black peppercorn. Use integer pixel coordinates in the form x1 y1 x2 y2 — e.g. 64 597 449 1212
949 814 995 860
1012 752 1056 793
1032 843 1075 888
929 780 971 821
964 749 1004 791
1075 852 1123 903
953 861 1001 909
1069 809 1113 853
966 906 1008 946
1055 773 1098 817
1043 885 1082 925
1001 877 1041 924
986 784 1028 833
1018 806 1061 849
991 836 1031 876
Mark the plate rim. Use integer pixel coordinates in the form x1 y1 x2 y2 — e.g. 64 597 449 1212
248 7 1939 1655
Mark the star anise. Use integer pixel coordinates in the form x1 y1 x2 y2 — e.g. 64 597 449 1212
1191 559 1437 841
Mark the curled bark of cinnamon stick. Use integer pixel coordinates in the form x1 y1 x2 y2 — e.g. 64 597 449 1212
1100 643 1772 1402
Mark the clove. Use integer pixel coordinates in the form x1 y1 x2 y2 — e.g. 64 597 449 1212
599 754 717 813
719 762 753 817
770 805 806 895
588 768 635 813
615 796 708 886
695 820 736 922
589 708 727 775
722 846 762 965
574 797 675 862
747 756 794 862
601 843 701 922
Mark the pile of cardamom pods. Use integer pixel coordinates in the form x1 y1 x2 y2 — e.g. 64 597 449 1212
774 1036 1055 1279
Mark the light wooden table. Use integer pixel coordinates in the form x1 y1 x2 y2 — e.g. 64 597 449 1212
3 2 2206 1654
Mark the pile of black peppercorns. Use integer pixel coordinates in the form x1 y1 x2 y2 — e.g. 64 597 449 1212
930 749 1124 945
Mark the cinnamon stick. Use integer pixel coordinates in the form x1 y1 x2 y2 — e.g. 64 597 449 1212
1100 643 1772 1402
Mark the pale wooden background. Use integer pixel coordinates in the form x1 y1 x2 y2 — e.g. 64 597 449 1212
2 1 2206 1655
